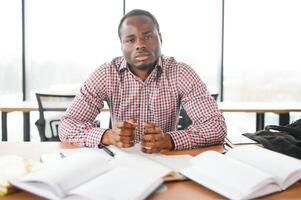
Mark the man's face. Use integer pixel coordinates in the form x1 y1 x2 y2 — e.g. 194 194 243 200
120 15 162 71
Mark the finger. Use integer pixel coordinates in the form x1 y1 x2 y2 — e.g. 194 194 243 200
144 122 156 127
141 140 157 149
141 146 160 154
141 146 153 154
142 137 162 149
112 126 135 137
119 128 136 136
142 134 160 142
120 136 134 144
116 141 134 148
115 120 137 128
126 119 138 126
144 127 162 135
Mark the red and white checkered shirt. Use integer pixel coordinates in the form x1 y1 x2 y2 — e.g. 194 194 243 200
59 56 226 150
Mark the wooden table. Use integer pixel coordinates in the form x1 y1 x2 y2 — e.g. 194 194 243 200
0 101 38 141
2 101 301 141
219 102 301 130
0 142 300 200
0 101 109 142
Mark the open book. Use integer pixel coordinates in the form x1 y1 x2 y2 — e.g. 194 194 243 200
10 149 169 200
0 155 42 196
180 145 301 200
40 144 192 181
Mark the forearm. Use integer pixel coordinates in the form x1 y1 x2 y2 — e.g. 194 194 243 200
168 114 227 150
59 116 107 147
58 73 108 147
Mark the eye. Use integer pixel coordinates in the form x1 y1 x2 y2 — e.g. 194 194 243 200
124 38 135 44
144 34 153 40
129 38 135 43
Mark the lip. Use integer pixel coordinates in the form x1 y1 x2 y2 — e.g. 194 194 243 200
135 52 151 61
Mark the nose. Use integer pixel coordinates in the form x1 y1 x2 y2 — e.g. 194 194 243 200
135 38 146 50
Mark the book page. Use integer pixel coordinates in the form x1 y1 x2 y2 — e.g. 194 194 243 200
0 155 42 196
112 144 192 171
67 166 163 200
180 151 280 200
227 133 257 144
40 147 112 165
11 151 112 199
226 146 301 189
109 151 172 179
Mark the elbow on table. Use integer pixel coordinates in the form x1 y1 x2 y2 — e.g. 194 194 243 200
216 121 227 144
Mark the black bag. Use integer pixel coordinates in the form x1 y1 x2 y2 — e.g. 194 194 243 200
243 119 301 159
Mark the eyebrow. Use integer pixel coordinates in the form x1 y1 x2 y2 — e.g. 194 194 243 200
124 34 135 39
124 31 153 38
143 31 153 35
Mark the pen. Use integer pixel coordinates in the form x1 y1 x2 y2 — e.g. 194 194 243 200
59 152 66 158
98 144 115 157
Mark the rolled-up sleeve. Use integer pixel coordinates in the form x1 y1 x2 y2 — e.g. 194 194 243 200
59 64 109 147
168 64 227 150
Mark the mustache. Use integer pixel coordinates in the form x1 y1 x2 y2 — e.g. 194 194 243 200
134 50 150 57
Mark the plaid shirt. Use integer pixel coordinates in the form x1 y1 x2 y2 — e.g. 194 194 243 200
59 56 226 150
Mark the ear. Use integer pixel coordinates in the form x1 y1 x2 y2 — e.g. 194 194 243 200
159 33 163 44
120 40 124 51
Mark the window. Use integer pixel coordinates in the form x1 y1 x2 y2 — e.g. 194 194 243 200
126 0 222 94
224 0 301 134
0 0 22 101
224 0 301 102
26 0 123 99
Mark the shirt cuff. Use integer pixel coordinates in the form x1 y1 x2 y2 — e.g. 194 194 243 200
85 128 108 147
167 130 192 150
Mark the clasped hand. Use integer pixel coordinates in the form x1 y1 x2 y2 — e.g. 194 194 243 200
101 121 173 153
141 122 171 153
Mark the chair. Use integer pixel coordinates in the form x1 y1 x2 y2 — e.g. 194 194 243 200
177 94 218 130
35 93 75 141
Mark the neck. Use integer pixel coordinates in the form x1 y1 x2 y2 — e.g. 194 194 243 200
129 64 156 82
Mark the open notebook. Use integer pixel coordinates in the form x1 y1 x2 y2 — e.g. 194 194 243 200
40 144 192 181
0 155 42 196
180 146 301 200
10 146 192 200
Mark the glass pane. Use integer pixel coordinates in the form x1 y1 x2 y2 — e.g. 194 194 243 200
224 0 301 102
0 0 22 101
126 0 222 93
26 0 123 99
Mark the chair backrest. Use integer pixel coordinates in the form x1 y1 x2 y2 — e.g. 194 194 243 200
177 94 218 130
35 93 75 141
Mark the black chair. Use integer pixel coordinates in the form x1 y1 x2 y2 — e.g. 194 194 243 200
35 93 75 141
177 94 218 130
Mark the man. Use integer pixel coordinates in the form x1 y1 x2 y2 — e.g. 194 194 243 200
59 9 226 153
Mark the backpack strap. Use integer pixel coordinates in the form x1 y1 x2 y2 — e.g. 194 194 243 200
265 125 301 139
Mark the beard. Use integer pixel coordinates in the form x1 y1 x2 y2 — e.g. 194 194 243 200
134 60 156 70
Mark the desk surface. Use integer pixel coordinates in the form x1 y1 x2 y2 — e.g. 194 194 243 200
2 101 301 113
218 102 301 113
0 101 38 112
0 142 300 200
0 101 109 112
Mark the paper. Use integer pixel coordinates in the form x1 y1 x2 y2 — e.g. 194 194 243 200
227 134 257 144
11 150 165 200
180 146 301 200
0 155 43 196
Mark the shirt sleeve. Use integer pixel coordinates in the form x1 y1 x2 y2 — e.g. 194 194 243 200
167 64 227 150
58 64 109 147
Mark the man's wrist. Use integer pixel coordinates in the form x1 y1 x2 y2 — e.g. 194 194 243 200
163 133 174 150
100 129 112 145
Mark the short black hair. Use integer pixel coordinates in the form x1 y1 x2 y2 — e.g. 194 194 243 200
118 9 161 40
